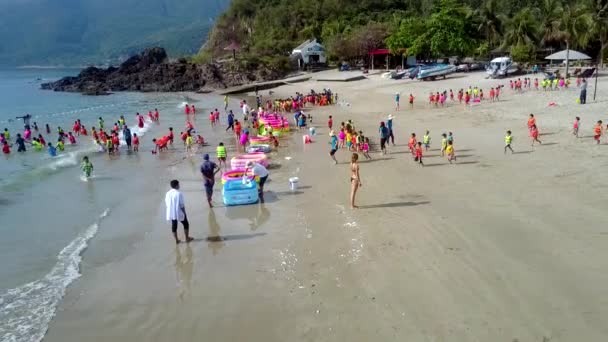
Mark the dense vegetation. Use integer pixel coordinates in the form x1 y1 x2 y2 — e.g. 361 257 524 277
202 0 608 64
0 0 229 66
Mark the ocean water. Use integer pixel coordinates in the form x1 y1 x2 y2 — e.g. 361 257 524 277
0 68 221 341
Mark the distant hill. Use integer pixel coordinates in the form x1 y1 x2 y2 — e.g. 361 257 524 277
0 0 229 66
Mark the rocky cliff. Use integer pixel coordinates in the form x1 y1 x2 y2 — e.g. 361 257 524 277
41 48 288 95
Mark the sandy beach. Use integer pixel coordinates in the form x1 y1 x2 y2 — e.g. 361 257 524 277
43 70 608 342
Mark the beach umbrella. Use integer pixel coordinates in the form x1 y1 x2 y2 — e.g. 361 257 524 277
544 49 591 60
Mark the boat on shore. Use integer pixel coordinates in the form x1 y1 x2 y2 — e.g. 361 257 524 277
414 64 456 80
486 57 520 78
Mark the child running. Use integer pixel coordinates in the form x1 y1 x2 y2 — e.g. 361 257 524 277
415 142 424 166
329 130 338 164
446 141 456 164
504 130 514 154
594 120 603 144
573 117 580 137
530 124 542 146
408 133 417 156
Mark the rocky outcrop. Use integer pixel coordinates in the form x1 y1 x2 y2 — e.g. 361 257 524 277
41 47 288 94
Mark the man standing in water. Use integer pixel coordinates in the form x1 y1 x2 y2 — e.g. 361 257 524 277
200 154 220 207
226 110 235 132
123 125 132 151
15 114 32 126
165 180 192 244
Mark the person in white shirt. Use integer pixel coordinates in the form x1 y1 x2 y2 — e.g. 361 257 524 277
246 161 269 202
165 179 192 244
242 100 250 120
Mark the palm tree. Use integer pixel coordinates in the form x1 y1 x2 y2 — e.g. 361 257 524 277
536 0 564 47
589 0 608 67
561 4 592 49
501 7 539 49
475 0 504 48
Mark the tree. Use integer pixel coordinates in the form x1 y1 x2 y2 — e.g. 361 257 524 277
475 0 504 48
537 0 564 47
385 18 429 56
501 7 539 52
588 0 608 66
385 0 478 58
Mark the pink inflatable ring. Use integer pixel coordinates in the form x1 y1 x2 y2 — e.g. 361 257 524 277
231 152 269 169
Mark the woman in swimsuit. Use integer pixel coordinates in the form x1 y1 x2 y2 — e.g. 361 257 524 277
350 153 362 209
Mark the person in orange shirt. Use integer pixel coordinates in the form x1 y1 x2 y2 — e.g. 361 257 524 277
414 142 424 166
529 124 542 146
408 133 417 156
429 92 434 106
234 120 242 138
409 94 414 109
489 87 495 101
527 114 536 132
594 120 603 144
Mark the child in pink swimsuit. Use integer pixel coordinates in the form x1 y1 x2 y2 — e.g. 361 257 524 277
338 128 346 149
362 138 371 160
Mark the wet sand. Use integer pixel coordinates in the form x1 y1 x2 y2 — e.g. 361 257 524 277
45 71 608 341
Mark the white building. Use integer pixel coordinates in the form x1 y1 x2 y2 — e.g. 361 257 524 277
291 39 327 67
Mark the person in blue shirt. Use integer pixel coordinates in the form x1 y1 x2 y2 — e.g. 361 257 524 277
200 154 219 208
379 121 389 155
47 142 57 157
329 130 338 164
395 92 400 110
387 114 395 145
225 110 235 132
123 125 132 151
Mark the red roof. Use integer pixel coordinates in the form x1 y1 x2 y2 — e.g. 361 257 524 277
369 49 391 55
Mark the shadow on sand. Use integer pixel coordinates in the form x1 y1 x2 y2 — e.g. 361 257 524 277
359 201 430 209
206 232 267 242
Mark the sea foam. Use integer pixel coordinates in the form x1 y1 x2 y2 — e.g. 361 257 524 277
0 208 110 342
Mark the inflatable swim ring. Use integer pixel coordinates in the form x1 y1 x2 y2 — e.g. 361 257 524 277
231 152 269 169
246 144 272 153
250 136 272 145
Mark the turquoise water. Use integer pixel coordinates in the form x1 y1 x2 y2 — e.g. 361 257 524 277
0 68 222 341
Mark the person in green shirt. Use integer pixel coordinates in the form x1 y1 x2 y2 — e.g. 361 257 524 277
423 130 431 151
504 130 514 154
98 117 105 130
106 138 114 155
56 139 65 152
81 156 94 178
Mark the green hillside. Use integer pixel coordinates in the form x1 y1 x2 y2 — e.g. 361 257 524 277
203 0 607 64
0 0 229 66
